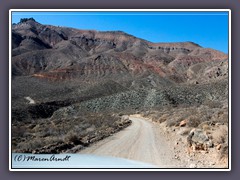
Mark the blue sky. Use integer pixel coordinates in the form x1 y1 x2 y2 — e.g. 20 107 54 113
12 11 229 53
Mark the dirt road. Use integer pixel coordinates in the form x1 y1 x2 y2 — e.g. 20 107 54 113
79 115 182 167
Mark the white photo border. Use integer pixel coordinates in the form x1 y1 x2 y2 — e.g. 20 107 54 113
9 9 231 171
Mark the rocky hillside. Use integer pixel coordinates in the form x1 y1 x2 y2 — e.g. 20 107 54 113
12 18 227 84
12 18 228 110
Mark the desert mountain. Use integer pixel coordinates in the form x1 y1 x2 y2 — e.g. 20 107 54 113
12 18 227 83
12 18 228 120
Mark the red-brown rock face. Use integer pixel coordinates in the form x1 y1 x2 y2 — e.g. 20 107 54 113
12 18 228 84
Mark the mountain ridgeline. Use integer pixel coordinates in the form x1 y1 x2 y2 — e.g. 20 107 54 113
12 18 228 121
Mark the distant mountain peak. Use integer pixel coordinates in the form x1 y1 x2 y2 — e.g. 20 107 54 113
19 17 37 23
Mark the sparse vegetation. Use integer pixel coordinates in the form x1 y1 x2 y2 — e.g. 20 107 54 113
12 112 131 153
211 125 228 144
141 102 228 166
146 103 227 129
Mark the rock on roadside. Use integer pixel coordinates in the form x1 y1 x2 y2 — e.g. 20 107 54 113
187 128 213 151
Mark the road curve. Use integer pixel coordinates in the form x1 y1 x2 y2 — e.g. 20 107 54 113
79 116 179 167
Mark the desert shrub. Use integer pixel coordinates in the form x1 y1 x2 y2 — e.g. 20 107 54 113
219 143 228 160
158 114 169 123
12 126 26 138
202 124 211 131
118 112 124 116
17 138 43 150
187 116 201 128
218 112 228 123
12 111 129 153
64 130 79 144
212 110 228 124
38 127 55 137
211 125 228 144
85 125 96 133
44 136 63 145
165 118 180 127
204 100 222 109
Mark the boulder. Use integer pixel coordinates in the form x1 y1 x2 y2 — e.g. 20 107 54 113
187 128 212 151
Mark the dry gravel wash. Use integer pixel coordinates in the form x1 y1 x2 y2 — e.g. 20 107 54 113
79 115 185 168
